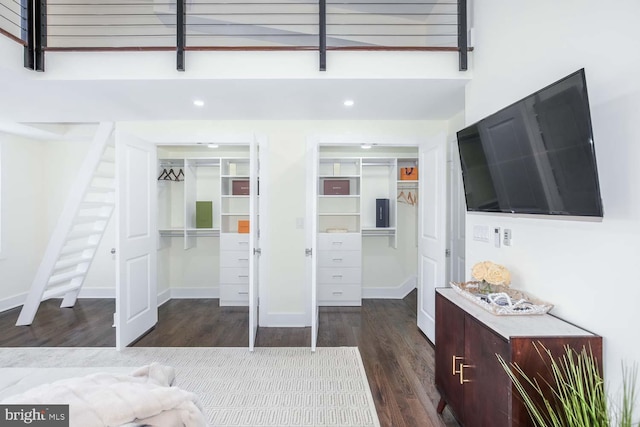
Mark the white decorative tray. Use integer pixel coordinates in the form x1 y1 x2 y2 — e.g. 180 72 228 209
450 281 553 316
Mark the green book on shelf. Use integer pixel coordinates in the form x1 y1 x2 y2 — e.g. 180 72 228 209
195 201 213 228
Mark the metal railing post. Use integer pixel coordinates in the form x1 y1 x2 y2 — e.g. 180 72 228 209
458 0 468 71
177 0 186 71
23 0 34 69
35 0 46 71
319 0 326 71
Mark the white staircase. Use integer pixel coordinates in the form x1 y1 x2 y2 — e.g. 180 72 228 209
16 122 116 326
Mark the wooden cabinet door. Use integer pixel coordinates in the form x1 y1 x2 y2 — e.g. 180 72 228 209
435 293 466 424
463 317 511 427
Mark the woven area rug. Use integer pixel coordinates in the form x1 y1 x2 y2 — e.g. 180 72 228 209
0 347 380 427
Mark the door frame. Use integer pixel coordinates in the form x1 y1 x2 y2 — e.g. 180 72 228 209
117 127 268 348
305 134 446 348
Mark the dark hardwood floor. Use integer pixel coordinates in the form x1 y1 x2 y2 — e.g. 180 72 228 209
0 291 457 427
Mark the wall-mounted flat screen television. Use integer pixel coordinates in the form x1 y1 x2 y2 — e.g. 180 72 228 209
457 69 603 217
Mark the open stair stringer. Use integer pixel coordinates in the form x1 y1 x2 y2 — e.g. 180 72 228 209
16 122 116 326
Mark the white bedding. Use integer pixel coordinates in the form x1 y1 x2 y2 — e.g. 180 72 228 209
0 363 207 427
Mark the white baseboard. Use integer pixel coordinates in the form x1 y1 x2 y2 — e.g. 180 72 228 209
78 287 116 298
157 288 219 306
362 275 417 299
170 288 220 299
0 293 26 313
157 289 171 307
260 311 309 328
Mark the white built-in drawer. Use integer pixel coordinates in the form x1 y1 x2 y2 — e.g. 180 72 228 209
318 267 361 285
220 233 250 251
318 233 361 251
317 284 361 305
220 250 250 268
220 284 249 306
317 250 361 268
220 267 250 284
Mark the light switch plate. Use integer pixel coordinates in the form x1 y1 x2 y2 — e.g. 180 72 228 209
494 227 501 248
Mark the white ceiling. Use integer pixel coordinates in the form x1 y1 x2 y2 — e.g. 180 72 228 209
0 65 467 123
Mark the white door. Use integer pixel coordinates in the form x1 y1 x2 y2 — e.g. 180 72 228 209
115 131 158 350
449 138 466 284
305 140 319 351
249 138 259 350
417 133 447 344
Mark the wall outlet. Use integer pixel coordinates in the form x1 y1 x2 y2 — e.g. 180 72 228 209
503 229 512 246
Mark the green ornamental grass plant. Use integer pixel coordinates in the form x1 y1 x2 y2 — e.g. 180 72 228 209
497 343 638 427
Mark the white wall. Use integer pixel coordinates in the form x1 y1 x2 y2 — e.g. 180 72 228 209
466 0 640 391
0 134 46 310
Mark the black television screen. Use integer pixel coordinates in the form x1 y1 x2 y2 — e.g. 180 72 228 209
457 69 603 217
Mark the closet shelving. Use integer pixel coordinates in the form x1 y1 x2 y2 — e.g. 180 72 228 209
220 158 250 234
157 158 221 249
318 158 361 233
157 151 254 307
361 157 397 247
315 154 419 306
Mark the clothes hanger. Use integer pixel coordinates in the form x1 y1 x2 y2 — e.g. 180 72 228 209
175 169 185 181
397 190 410 205
407 191 417 206
157 168 169 180
167 168 179 181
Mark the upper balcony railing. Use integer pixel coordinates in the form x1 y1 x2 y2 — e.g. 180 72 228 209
1 0 468 71
0 0 27 44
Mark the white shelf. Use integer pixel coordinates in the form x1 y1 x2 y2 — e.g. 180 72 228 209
222 195 250 198
362 227 396 234
160 228 221 237
319 195 360 198
319 175 360 178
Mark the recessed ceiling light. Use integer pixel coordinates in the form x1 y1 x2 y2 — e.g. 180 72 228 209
207 144 219 148
193 99 205 107
361 143 372 149
343 99 355 107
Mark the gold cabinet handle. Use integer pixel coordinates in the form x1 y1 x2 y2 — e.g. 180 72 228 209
452 356 463 375
459 363 474 384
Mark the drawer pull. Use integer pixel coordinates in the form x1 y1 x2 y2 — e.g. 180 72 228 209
452 355 463 375
332 275 343 279
332 258 343 262
459 363 474 384
238 241 249 245
332 241 343 245
238 258 249 261
238 291 249 295
238 275 249 278
332 291 343 295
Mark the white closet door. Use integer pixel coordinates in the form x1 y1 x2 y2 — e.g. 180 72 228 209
417 133 447 344
249 138 259 351
449 137 466 284
306 141 319 351
115 131 158 350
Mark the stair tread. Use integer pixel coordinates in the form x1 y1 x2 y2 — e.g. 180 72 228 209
67 229 104 240
79 201 115 207
93 171 115 179
60 242 99 255
74 215 110 224
54 256 92 270
88 186 115 193
43 283 82 300
48 271 85 286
